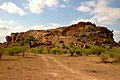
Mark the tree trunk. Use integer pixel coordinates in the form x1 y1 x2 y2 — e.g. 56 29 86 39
23 52 25 58
29 41 32 48
0 53 2 60
70 52 74 56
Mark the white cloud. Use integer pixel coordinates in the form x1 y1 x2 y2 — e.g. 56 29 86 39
30 23 60 30
0 18 14 26
76 0 120 25
45 0 58 7
71 18 96 25
63 0 70 3
113 30 120 42
30 25 48 30
27 0 44 13
49 23 61 27
0 18 27 42
81 1 96 7
27 0 59 13
60 5 66 8
0 2 25 16
0 25 10 30
76 1 95 12
92 0 120 25
77 6 91 12
0 25 27 43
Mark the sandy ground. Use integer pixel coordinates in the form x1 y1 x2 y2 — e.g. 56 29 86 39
0 54 120 80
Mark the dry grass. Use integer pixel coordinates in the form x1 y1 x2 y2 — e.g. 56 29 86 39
0 54 120 80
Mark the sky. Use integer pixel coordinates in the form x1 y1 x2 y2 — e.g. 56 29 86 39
0 0 120 43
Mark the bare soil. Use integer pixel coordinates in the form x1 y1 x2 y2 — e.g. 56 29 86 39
0 54 120 80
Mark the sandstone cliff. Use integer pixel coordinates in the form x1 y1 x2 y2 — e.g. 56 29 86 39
5 22 116 48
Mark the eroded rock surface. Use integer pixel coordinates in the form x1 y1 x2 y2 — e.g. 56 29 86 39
5 22 116 48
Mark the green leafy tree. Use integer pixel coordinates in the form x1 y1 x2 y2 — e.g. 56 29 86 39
24 36 35 48
18 36 35 47
68 44 76 56
18 38 25 46
4 46 23 56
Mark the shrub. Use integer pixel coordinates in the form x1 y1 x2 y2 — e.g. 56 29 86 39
38 47 44 53
48 48 61 54
4 46 23 56
80 45 106 56
62 49 68 54
75 48 82 56
30 47 44 54
114 53 120 62
82 49 93 56
106 48 116 58
68 47 76 56
90 45 106 55
100 53 109 63
112 47 120 62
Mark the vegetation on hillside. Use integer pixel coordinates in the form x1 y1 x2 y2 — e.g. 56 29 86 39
1 41 120 64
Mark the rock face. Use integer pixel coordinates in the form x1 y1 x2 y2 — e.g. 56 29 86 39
5 22 116 48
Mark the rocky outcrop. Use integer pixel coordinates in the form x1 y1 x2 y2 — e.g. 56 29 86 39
5 36 12 42
5 22 116 48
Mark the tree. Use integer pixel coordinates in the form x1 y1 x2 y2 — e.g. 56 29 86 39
18 36 36 47
24 36 36 48
18 38 25 46
67 44 76 56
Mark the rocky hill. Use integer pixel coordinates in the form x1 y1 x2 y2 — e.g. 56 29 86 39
5 22 116 48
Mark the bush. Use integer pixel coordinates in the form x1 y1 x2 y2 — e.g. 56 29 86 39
90 45 106 55
81 45 106 56
100 53 109 63
48 48 61 54
30 47 44 54
82 49 91 56
75 48 82 56
62 49 68 54
4 46 23 55
68 47 76 56
112 47 120 62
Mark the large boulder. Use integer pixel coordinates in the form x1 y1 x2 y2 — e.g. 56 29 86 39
5 36 12 42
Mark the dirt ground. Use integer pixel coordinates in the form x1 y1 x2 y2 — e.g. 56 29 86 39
0 54 120 80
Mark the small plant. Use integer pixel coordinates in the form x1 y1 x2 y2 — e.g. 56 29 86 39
30 47 44 54
48 48 61 54
81 45 106 56
75 48 82 56
91 45 106 55
100 53 109 63
62 49 68 54
112 47 120 62
69 47 76 56
82 49 93 56
114 53 120 62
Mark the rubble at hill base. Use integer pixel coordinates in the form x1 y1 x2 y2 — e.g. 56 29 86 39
4 22 116 48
